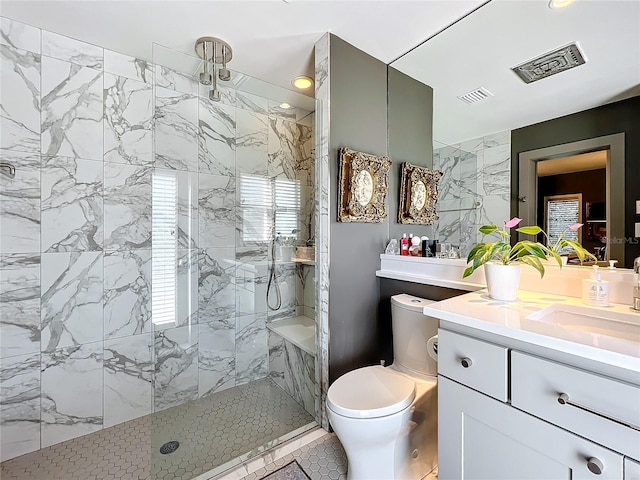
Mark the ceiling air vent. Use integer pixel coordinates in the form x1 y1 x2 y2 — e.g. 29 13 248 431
512 42 586 84
457 87 493 105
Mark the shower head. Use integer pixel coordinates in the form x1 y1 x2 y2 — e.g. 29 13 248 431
195 36 233 87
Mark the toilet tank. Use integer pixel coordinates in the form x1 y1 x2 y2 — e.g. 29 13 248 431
391 294 439 376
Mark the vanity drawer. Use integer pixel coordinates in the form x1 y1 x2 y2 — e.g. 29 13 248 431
437 329 508 401
511 351 640 460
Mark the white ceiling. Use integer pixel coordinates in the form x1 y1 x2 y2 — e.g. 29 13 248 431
537 151 607 177
0 0 485 95
391 0 640 145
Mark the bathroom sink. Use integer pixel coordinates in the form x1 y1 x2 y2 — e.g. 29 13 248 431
526 304 640 343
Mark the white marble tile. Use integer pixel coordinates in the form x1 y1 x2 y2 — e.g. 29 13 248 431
268 117 298 180
198 247 236 324
104 333 153 427
458 150 480 200
482 143 511 198
41 342 103 447
198 173 235 248
104 250 151 339
41 156 103 252
236 91 268 115
236 109 268 176
0 150 41 253
478 195 511 231
40 251 103 352
153 169 198 250
155 64 199 96
0 254 40 359
302 265 315 313
484 130 510 148
42 30 103 69
104 72 153 166
268 330 285 388
283 341 316 416
0 17 41 53
266 263 297 322
198 321 235 397
235 313 268 385
0 352 41 461
199 98 236 176
153 324 199 411
104 49 152 84
41 56 103 160
235 205 272 249
267 100 297 121
155 86 198 171
0 44 41 152
236 246 268 316
104 163 152 251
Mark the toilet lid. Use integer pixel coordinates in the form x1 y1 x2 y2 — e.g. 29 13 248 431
327 366 416 419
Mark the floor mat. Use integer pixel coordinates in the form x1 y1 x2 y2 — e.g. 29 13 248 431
260 460 312 480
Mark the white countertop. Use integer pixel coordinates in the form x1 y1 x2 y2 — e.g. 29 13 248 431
424 290 640 380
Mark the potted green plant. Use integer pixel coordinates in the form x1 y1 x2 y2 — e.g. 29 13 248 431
463 218 595 301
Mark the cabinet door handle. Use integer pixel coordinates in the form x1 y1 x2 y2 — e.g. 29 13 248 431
586 457 604 475
557 393 640 431
460 357 473 368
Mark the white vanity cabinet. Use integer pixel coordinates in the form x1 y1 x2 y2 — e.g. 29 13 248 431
437 329 640 480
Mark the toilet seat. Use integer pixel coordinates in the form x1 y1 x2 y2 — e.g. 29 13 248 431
327 366 416 419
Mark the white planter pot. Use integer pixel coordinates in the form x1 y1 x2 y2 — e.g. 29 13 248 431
484 263 521 301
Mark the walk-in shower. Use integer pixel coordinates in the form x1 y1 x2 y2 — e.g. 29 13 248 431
0 19 319 479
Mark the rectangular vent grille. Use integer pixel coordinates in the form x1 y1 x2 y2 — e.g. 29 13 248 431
512 42 586 84
457 87 494 105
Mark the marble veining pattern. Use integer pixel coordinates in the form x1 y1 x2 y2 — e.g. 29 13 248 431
198 247 236 324
0 43 41 152
41 56 103 160
104 49 152 84
40 251 103 352
41 30 103 69
104 72 153 166
41 342 103 447
199 98 236 176
0 150 41 253
155 65 198 96
236 313 268 385
0 351 41 461
0 17 41 54
154 86 198 171
104 163 152 251
103 250 151 339
153 325 199 411
0 254 41 358
313 33 330 430
198 321 236 397
41 156 103 252
236 246 268 316
198 173 235 248
433 131 511 255
236 109 268 176
104 333 153 427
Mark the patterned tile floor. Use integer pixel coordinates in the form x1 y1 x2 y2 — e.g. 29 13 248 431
0 377 314 480
238 433 438 480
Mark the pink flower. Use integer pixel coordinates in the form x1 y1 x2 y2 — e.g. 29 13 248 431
569 223 583 230
505 217 522 229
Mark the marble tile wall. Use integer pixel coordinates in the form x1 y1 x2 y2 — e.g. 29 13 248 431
0 16 315 461
433 131 511 256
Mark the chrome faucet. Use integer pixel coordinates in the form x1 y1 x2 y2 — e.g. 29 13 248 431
634 257 640 311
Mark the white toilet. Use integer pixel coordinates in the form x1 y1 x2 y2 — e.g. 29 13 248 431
327 294 439 480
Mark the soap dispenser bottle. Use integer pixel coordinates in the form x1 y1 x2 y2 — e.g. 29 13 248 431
582 265 609 306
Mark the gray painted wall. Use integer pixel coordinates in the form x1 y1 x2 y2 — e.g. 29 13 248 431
327 36 436 382
388 66 435 242
328 35 389 382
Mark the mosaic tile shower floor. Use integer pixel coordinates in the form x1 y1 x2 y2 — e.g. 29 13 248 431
0 377 314 480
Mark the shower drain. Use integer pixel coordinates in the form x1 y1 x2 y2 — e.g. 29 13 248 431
159 441 180 455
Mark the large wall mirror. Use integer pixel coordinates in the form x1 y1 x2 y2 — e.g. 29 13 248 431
389 0 640 267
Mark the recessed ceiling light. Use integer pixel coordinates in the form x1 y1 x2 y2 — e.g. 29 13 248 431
292 76 313 89
549 0 575 9
279 102 291 109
